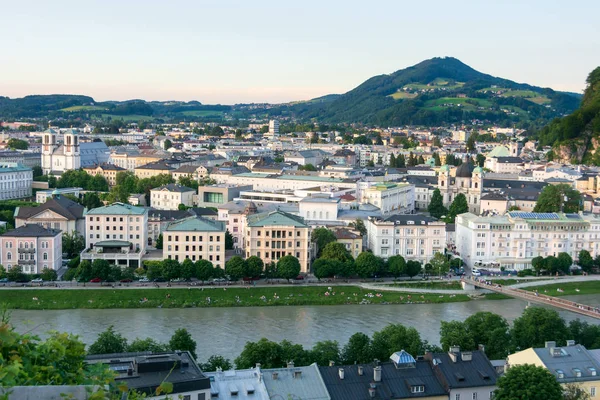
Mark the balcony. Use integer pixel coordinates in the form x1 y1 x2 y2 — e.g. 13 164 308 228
18 248 36 253
18 259 35 265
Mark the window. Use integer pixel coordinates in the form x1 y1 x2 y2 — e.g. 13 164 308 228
472 393 477 400
411 385 424 394
6 252 11 260
43 253 48 260
591 387 596 397
455 395 460 400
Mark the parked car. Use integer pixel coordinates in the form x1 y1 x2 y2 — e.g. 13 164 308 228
31 278 44 283
294 275 305 280
120 278 133 283
212 278 226 283
471 268 482 277
89 277 102 283
138 277 150 283
0 278 9 283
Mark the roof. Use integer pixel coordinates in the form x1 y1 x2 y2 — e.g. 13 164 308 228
247 210 308 228
165 216 225 232
487 145 510 158
0 163 32 173
382 214 441 225
85 202 147 216
15 196 85 220
173 165 200 174
188 207 218 217
426 350 498 389
300 196 340 204
83 162 125 171
480 192 507 201
334 228 361 240
1 224 61 238
94 240 131 247
205 368 270 400
533 344 600 383
151 183 195 193
455 163 474 178
147 209 192 221
136 161 174 170
495 157 524 163
263 364 330 400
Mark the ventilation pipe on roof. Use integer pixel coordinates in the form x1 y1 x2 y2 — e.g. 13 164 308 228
338 368 345 380
358 365 364 376
374 366 382 382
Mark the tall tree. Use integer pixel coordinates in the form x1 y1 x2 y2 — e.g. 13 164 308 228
578 250 594 272
405 260 422 279
277 255 301 282
446 193 469 222
371 324 423 361
533 184 581 213
511 307 569 350
494 365 563 400
387 255 406 279
311 227 337 257
395 154 406 168
225 256 246 281
88 325 128 355
476 153 486 167
354 252 381 278
195 259 214 282
341 332 373 364
427 188 447 219
429 252 450 277
439 321 476 352
321 242 353 263
169 328 197 360
245 256 264 278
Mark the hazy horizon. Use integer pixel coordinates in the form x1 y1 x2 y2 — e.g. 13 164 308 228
2 0 599 104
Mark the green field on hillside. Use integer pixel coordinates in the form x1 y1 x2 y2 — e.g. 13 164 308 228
389 91 419 100
61 105 107 112
181 110 224 117
423 97 492 111
101 114 155 122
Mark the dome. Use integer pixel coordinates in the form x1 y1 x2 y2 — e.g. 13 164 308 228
244 201 258 215
52 189 60 195
473 166 483 174
455 163 474 178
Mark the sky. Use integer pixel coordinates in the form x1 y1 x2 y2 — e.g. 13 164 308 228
1 0 599 104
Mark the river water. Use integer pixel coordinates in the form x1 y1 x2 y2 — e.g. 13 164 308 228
9 295 600 363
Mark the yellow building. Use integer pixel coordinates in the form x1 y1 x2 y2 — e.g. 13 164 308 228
109 150 167 171
333 228 362 258
507 341 600 398
134 161 174 179
245 210 311 273
83 163 126 187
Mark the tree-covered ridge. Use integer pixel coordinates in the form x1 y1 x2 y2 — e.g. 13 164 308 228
537 66 600 164
269 57 581 127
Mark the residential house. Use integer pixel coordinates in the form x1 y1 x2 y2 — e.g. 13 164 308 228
134 160 174 179
163 216 226 268
0 224 62 274
83 163 126 186
359 182 415 216
147 209 192 248
15 193 85 234
150 184 195 210
334 228 362 258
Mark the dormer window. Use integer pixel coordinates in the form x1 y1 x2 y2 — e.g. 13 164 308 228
411 385 425 393
556 369 565 379
589 367 597 376
573 368 582 378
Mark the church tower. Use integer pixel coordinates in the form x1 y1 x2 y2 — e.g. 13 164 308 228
64 129 81 170
438 164 451 205
42 128 58 174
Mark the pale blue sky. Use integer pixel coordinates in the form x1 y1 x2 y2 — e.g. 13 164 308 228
1 0 598 104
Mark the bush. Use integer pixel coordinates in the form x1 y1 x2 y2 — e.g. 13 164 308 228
517 269 534 277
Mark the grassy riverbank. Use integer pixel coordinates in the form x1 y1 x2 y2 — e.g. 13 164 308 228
388 281 462 290
523 281 600 296
0 286 475 310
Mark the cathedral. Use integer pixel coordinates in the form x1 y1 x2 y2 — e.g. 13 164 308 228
41 128 109 175
438 162 483 214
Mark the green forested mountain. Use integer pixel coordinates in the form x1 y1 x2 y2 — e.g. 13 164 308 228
538 67 600 164
268 57 581 127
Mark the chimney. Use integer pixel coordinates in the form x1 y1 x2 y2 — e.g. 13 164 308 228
358 365 364 376
287 361 294 369
329 360 335 367
449 345 460 354
294 370 302 379
478 344 485 353
272 372 278 380
369 387 376 398
566 340 576 347
461 352 473 362
545 341 556 349
374 366 382 382
255 363 261 369
338 368 345 380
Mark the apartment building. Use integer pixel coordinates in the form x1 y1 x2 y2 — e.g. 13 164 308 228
109 148 167 171
147 209 192 248
163 216 226 268
484 156 524 174
217 201 258 250
15 193 85 234
82 163 126 186
134 160 174 179
245 210 311 273
81 203 148 268
359 182 415 215
334 228 362 258
0 224 62 274
455 211 600 270
150 184 195 210
366 215 446 263
0 163 33 200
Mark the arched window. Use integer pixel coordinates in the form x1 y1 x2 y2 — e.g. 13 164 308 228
43 253 48 260
7 252 11 260
24 242 28 249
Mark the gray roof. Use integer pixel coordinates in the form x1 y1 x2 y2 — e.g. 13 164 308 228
1 224 61 238
383 215 440 225
147 209 192 221
426 350 498 389
300 196 340 204
15 196 84 220
263 363 330 400
152 183 195 193
533 344 600 383
165 216 225 232
484 179 547 191
495 157 524 163
79 142 110 167
480 192 508 201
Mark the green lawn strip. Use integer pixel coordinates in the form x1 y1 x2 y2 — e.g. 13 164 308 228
487 278 554 286
522 281 600 297
387 281 462 290
0 286 471 310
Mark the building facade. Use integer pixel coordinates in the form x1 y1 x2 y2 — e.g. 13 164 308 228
163 216 226 268
0 224 62 274
359 182 415 215
438 163 483 214
15 194 85 234
0 163 33 200
150 184 195 210
83 163 126 186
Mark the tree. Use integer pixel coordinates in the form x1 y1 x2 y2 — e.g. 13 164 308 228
313 258 337 280
235 338 284 369
163 139 172 150
534 184 581 213
264 262 278 280
7 138 28 150
155 233 163 249
341 332 373 364
350 218 367 236
40 267 57 281
199 355 233 372
311 227 337 257
76 260 93 282
62 231 85 258
428 189 447 219
7 265 25 282
128 337 169 353
563 383 591 400
578 249 594 272
417 155 425 165
310 340 341 366
162 259 181 280
439 320 476 352
88 325 128 354
464 312 510 359
557 252 573 274
31 165 43 177
0 265 6 279
494 364 563 400
405 260 422 279
433 152 441 166
169 328 197 359
146 261 163 280
321 242 353 263
395 154 406 168
225 256 246 281
277 255 301 281
91 259 110 281
354 252 381 279
81 192 102 209
245 256 264 278
181 258 195 281
568 320 600 349
531 256 545 275
476 153 486 167
429 252 450 277
511 307 569 350
371 324 423 361
387 255 407 279
466 134 477 152
225 230 234 250
446 193 469 222
195 259 214 282
299 163 317 171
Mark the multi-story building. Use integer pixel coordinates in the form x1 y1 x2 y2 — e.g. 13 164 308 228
197 184 253 207
109 148 167 171
299 196 340 222
83 163 126 186
217 200 258 250
41 128 109 174
245 210 311 273
0 224 62 274
0 151 41 168
134 160 174 179
334 228 362 258
484 156 525 174
15 193 85 234
150 184 195 210
268 119 279 136
359 182 415 215
147 209 192 248
81 203 148 268
35 187 82 203
366 215 446 263
0 163 32 200
438 163 483 214
163 216 226 268
455 211 600 270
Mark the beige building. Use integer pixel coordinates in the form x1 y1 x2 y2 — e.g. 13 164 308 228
134 161 174 179
334 228 362 258
15 194 85 235
245 210 311 273
83 163 126 186
163 216 226 268
150 184 195 210
109 149 167 171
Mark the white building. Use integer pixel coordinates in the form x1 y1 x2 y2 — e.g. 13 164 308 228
217 201 258 250
0 163 32 200
456 211 600 271
359 182 415 215
299 196 340 222
366 215 446 263
484 157 524 174
163 216 226 268
268 119 279 136
150 184 195 210
213 172 355 192
41 128 109 175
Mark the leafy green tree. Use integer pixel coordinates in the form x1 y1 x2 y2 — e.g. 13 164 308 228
235 338 284 369
245 256 264 278
433 152 441 166
405 260 422 279
299 163 317 171
127 337 169 353
476 153 486 167
531 256 545 275
181 258 195 280
76 260 93 281
155 233 163 249
163 139 172 150
162 259 181 280
395 154 406 168
446 193 469 222
563 383 591 400
7 138 28 150
146 261 163 280
578 250 594 272
91 259 111 281
440 320 476 352
199 355 233 372
387 255 407 279
310 340 341 366
371 324 423 361
466 134 477 152
427 188 447 219
511 307 569 350
107 264 122 282
557 252 573 274
428 252 450 277
342 332 373 364
88 325 128 354
40 267 57 281
350 218 367 236
7 265 25 282
195 259 214 282
280 339 311 366
312 258 337 280
568 320 600 349
354 252 381 278
169 328 197 360
321 242 353 263
464 312 510 359
494 364 563 400
225 230 234 250
225 256 246 281
311 227 337 257
81 192 102 209
62 231 85 258
31 165 43 178
534 184 581 213
277 255 301 282
264 262 278 280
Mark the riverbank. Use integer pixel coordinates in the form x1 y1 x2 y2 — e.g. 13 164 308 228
523 280 600 296
0 285 475 310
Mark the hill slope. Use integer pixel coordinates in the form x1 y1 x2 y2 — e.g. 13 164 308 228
270 57 581 127
538 67 600 164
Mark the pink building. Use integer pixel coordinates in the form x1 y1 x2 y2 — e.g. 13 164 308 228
0 224 62 274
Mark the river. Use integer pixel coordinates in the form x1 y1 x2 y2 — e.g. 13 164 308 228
9 295 600 363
